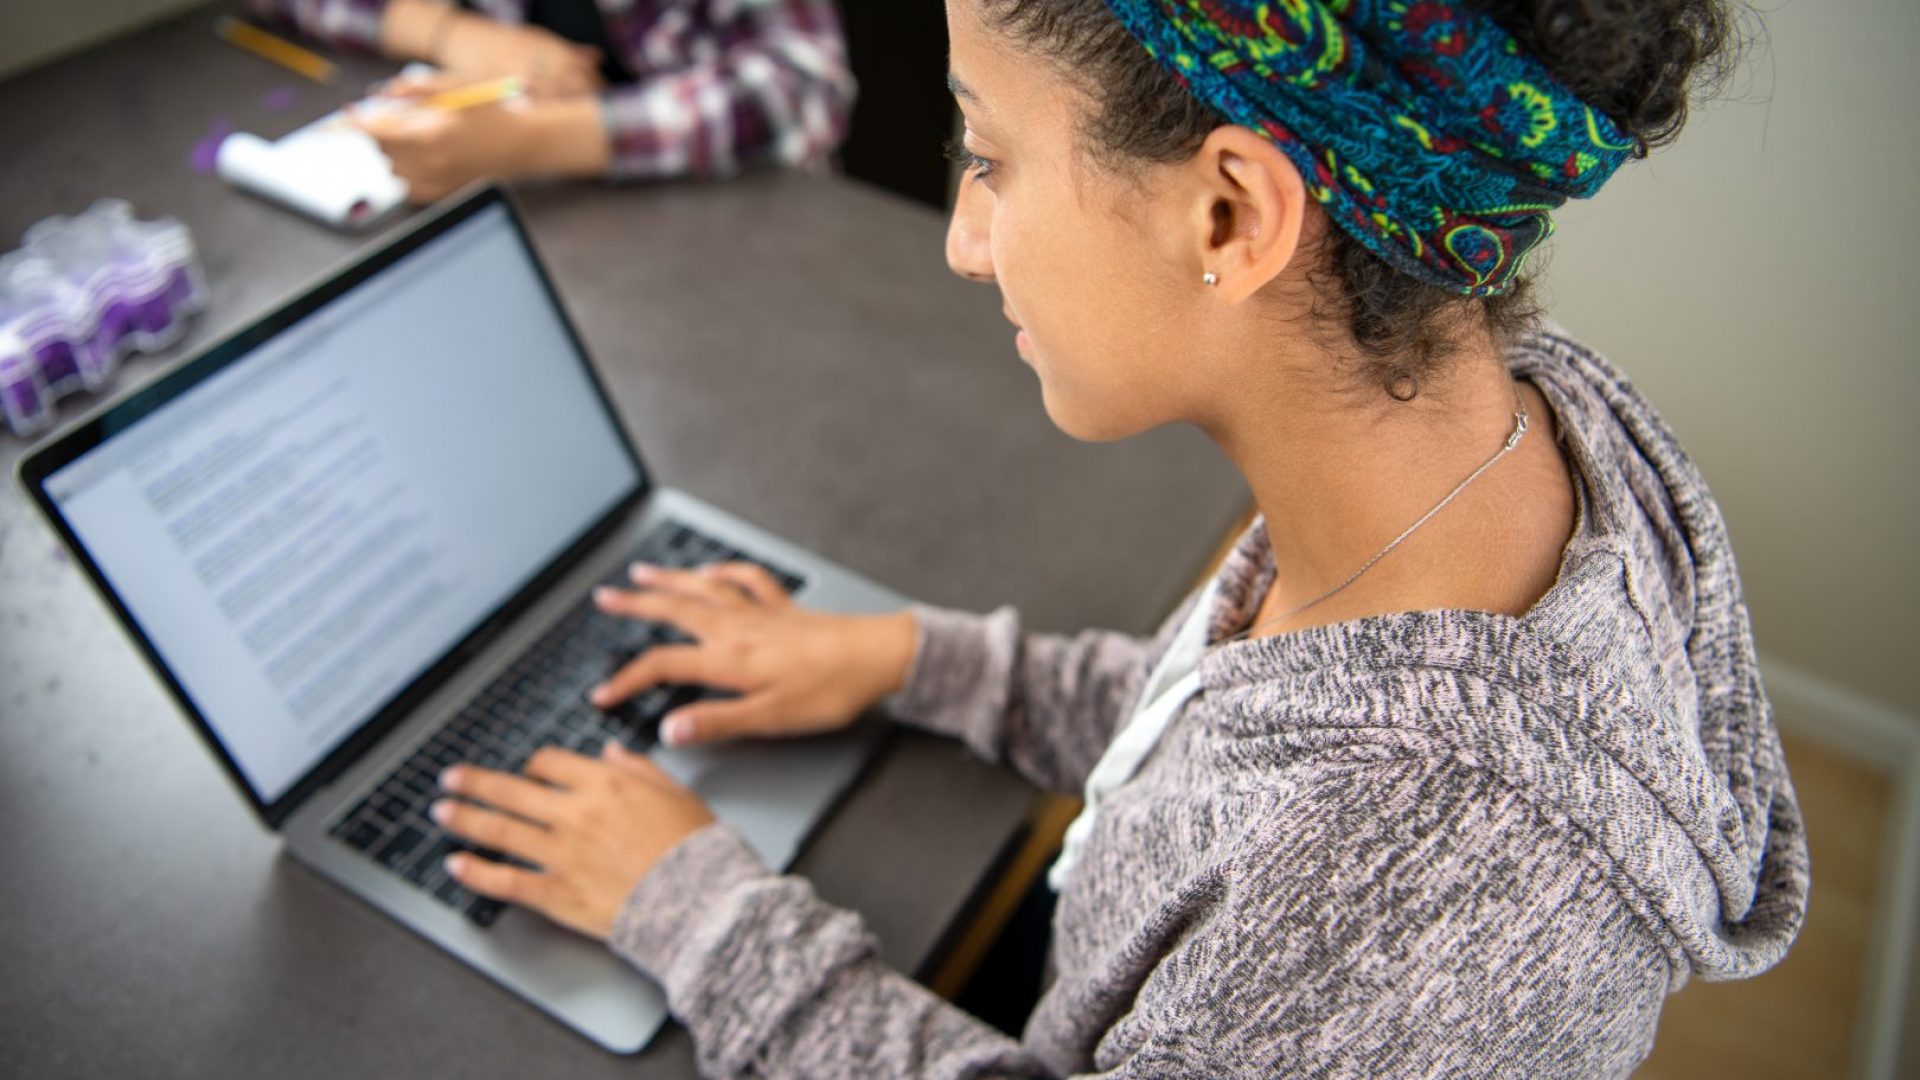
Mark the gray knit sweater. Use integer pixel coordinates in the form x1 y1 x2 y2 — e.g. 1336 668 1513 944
610 326 1810 1077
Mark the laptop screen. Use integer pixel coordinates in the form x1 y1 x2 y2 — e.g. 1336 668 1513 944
38 201 642 806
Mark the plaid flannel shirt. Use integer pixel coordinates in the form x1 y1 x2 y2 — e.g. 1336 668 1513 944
250 0 854 178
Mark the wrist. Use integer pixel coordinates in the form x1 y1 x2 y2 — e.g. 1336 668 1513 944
610 824 769 987
426 5 465 66
379 0 459 62
514 96 612 178
858 610 919 702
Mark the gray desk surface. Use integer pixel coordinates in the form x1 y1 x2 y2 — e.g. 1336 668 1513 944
0 5 1248 1076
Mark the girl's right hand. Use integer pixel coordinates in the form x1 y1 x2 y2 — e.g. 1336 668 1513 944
587 562 920 748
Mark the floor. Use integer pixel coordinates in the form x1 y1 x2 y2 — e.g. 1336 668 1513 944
1633 729 1895 1078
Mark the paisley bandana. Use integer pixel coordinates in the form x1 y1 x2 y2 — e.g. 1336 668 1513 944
1098 0 1638 296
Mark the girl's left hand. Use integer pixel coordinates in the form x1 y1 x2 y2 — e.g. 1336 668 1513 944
431 742 716 940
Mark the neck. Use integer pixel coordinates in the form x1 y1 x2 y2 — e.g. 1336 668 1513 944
1201 330 1535 634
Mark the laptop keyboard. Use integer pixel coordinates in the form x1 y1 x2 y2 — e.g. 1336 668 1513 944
327 518 805 926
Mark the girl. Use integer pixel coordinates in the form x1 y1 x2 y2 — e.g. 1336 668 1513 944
428 0 1808 1075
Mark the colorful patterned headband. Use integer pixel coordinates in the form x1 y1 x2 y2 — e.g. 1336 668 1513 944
1097 0 1638 296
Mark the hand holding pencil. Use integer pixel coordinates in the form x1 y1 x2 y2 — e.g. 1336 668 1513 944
347 73 527 204
349 73 608 205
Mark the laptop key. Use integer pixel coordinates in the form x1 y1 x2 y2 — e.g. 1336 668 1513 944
405 854 442 888
416 834 457 871
598 697 649 733
377 826 425 869
343 820 384 851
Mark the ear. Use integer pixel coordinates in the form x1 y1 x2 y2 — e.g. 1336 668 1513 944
1181 125 1309 302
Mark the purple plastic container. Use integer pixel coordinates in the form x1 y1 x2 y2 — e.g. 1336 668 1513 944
1 201 208 436
28 327 83 392
92 289 137 360
3 260 91 399
0 348 51 435
132 274 175 338
168 259 208 314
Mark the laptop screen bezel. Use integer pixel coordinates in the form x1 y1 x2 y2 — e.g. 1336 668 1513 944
16 185 653 829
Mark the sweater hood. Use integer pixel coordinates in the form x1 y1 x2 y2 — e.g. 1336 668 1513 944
1196 324 1809 983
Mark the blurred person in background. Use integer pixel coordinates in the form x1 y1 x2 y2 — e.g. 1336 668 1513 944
251 0 854 201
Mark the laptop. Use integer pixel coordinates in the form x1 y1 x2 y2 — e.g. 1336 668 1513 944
15 185 902 1053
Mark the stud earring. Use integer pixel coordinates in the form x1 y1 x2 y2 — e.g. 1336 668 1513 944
1202 271 1218 287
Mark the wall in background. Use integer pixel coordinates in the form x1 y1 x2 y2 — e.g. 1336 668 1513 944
0 0 207 81
1541 0 1918 721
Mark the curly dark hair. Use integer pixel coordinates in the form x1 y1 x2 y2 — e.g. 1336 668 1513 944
974 0 1742 395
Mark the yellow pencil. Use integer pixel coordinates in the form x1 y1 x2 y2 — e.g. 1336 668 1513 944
214 17 337 85
422 77 527 112
316 76 523 134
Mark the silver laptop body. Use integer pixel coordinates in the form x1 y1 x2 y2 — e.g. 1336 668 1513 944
17 187 899 1053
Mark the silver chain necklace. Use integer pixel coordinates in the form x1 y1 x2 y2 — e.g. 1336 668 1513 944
1223 392 1531 645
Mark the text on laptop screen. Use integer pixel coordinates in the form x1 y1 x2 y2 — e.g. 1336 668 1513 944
42 204 641 803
